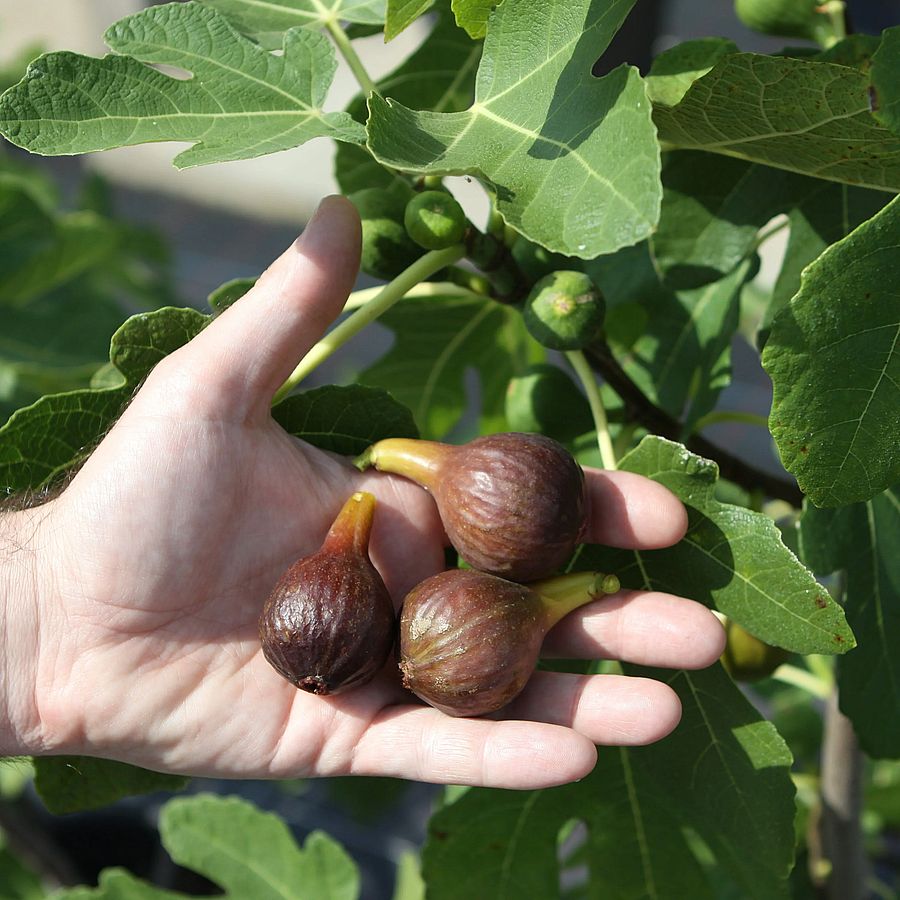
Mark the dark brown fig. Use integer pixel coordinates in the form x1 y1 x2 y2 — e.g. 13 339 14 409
398 568 620 717
355 433 587 583
258 491 395 696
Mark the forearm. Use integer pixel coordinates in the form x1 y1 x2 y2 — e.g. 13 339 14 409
0 508 50 756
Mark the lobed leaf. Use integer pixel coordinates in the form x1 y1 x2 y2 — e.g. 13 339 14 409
0 2 365 168
654 53 900 191
367 0 662 258
33 757 187 815
576 435 856 655
52 869 189 900
763 194 900 506
423 665 794 899
160 794 359 899
800 485 900 758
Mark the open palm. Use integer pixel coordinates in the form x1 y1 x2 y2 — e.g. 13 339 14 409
27 198 725 790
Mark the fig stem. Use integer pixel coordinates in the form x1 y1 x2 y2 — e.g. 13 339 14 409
565 349 616 470
353 438 451 491
323 17 379 98
322 491 377 555
273 244 465 404
534 570 621 629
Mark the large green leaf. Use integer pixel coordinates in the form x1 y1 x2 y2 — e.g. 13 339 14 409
654 53 900 192
576 436 855 655
645 38 737 108
586 243 751 431
762 194 900 506
422 664 793 899
33 757 187 814
161 795 359 900
53 795 359 900
620 664 795 899
367 0 662 258
0 2 365 168
871 26 900 137
273 383 418 454
334 12 480 195
201 0 386 46
800 486 900 758
358 293 535 439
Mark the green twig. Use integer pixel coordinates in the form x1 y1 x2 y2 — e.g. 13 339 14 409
324 18 378 97
565 350 616 470
273 244 465 403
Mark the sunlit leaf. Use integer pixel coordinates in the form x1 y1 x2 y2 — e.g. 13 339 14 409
367 0 662 258
0 2 365 168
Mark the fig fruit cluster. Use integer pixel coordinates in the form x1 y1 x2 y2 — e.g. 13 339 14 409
258 432 618 718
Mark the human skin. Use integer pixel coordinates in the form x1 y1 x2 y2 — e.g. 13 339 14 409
0 196 726 790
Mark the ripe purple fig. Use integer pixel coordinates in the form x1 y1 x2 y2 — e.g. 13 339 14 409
355 433 587 582
399 568 620 717
259 491 395 696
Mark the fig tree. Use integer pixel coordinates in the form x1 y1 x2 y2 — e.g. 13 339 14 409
349 187 421 281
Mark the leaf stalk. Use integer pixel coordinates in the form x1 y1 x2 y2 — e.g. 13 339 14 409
273 244 465 403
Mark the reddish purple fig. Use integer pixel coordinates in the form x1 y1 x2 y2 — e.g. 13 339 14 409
259 491 395 696
355 433 587 582
399 567 620 717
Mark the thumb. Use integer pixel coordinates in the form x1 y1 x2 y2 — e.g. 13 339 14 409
165 195 361 417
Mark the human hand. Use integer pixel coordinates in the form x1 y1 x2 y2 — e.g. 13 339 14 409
2 197 725 790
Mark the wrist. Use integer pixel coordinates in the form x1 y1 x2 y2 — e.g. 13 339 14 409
0 506 58 756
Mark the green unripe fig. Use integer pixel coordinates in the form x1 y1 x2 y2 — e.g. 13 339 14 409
349 187 421 280
734 0 826 40
404 190 467 251
523 270 605 351
505 363 592 442
721 619 790 682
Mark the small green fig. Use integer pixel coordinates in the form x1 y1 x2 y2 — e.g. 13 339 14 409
522 270 605 351
349 187 421 281
258 492 395 695
404 190 467 250
721 619 790 682
399 568 620 717
355 432 587 582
